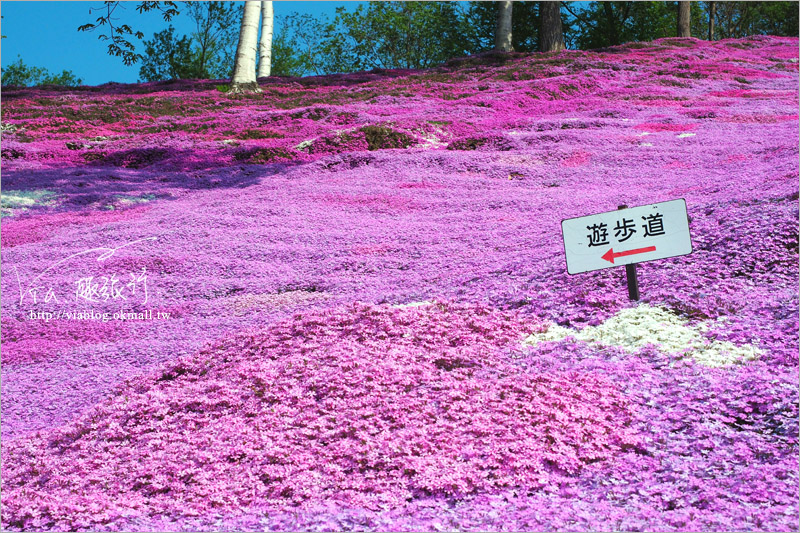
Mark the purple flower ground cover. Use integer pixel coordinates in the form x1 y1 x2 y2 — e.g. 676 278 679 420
1 36 798 531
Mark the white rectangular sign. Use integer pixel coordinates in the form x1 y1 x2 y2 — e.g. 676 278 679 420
561 199 692 275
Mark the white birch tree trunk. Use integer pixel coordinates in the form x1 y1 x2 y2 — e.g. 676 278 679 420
229 0 261 93
258 1 274 78
495 1 513 51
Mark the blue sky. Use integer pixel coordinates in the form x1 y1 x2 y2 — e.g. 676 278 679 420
1 1 366 85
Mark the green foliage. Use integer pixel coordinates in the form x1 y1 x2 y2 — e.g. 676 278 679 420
463 1 542 52
275 0 795 76
328 2 475 70
139 26 198 81
360 126 413 150
275 2 476 76
709 1 799 39
1 56 83 87
270 26 305 78
183 1 239 78
564 1 798 49
138 2 240 81
271 14 326 77
564 1 676 49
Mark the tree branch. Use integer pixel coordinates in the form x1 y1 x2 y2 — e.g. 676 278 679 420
562 2 595 29
78 1 179 65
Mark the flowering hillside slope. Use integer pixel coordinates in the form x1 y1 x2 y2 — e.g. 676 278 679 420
1 36 798 531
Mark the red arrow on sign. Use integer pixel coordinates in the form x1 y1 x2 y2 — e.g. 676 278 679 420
601 246 657 264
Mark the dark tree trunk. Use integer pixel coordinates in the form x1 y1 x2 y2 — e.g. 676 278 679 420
677 1 691 37
708 1 716 40
539 1 565 52
495 1 513 51
603 2 621 45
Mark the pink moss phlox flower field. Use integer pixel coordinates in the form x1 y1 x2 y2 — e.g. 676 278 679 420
2 303 642 529
1 36 798 531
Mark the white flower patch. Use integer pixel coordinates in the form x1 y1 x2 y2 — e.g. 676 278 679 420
392 301 433 309
677 133 696 138
112 193 157 206
525 304 762 367
1 122 19 133
1 189 57 217
639 142 654 147
416 125 448 149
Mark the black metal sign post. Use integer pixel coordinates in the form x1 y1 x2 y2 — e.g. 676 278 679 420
625 263 640 301
618 205 640 301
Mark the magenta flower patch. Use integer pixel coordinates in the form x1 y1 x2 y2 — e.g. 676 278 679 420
1 303 643 530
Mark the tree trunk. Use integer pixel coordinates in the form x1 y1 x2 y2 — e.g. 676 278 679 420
603 2 621 45
708 1 716 40
495 1 513 51
677 1 691 38
229 0 261 93
539 1 565 52
258 1 273 78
